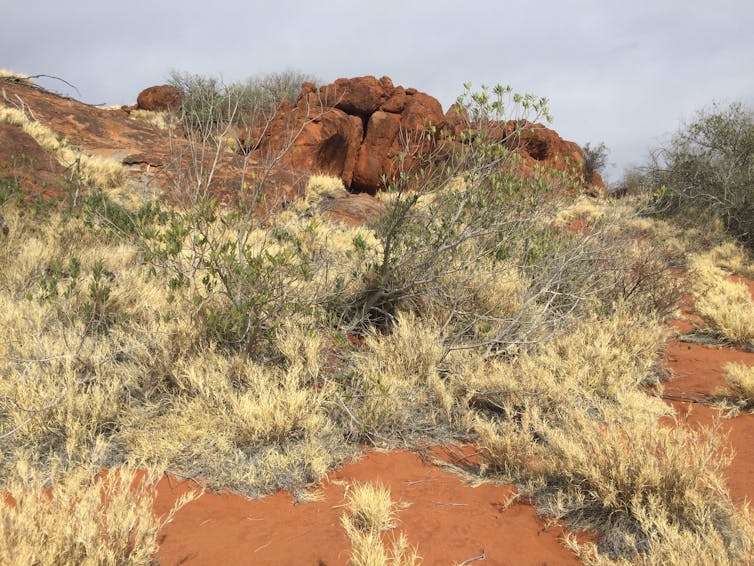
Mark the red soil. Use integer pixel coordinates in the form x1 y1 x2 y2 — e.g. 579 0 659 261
662 274 754 505
663 341 754 399
155 449 580 565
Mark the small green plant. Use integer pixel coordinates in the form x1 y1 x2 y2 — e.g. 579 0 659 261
82 259 114 333
35 257 81 302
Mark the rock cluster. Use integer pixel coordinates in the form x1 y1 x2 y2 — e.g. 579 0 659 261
239 76 603 195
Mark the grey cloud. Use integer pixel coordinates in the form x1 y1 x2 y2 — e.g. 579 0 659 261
5 0 754 182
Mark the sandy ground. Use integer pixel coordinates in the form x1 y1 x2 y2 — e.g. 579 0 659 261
662 275 754 505
152 275 754 565
154 449 581 565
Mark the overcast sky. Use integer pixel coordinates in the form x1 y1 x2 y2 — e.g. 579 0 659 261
5 0 754 183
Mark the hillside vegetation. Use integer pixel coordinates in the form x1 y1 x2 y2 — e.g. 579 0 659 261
1 75 753 565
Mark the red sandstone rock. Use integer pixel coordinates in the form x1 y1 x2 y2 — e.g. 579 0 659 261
248 76 448 194
380 86 408 114
352 111 402 193
1 72 603 206
291 108 363 186
0 122 68 196
400 91 445 132
319 191 386 226
319 76 392 116
136 85 182 111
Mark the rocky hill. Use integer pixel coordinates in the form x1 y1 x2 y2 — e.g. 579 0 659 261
1 74 603 213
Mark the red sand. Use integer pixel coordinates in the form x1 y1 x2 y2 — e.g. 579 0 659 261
662 274 754 505
663 341 754 399
155 449 581 565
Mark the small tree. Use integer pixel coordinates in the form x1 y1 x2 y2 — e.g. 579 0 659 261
144 72 324 355
648 102 754 249
581 141 609 183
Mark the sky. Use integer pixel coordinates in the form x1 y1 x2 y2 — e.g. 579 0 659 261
4 0 754 184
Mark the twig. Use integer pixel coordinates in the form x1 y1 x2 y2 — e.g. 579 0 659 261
457 550 486 565
23 74 82 97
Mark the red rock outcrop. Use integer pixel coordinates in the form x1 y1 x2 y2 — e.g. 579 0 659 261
136 85 182 111
0 74 603 216
246 76 448 195
246 76 604 196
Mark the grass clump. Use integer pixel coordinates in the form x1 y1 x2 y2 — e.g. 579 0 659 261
478 409 753 564
725 363 754 409
690 255 754 347
341 482 421 566
0 466 195 566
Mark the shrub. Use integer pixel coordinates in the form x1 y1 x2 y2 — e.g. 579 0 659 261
647 102 754 250
248 68 319 105
581 141 609 182
168 68 318 136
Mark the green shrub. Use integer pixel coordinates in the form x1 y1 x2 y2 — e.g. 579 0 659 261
168 68 318 136
648 102 754 249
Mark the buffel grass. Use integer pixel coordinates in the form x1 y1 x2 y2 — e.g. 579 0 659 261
725 363 754 409
0 177 751 564
0 466 196 566
341 482 421 566
690 255 754 348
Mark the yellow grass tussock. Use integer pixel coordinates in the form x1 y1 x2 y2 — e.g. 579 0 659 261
341 482 421 566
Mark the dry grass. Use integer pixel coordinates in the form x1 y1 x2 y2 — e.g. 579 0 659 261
690 255 754 347
478 408 753 563
301 173 347 206
343 482 398 533
128 109 177 130
553 195 607 227
0 206 345 495
700 242 754 278
0 69 33 84
0 466 196 566
341 312 464 440
725 363 754 408
0 178 749 563
470 292 752 563
341 482 421 566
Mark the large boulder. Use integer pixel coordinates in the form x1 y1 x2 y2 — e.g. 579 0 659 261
244 76 447 194
290 108 363 186
320 76 393 116
136 85 182 111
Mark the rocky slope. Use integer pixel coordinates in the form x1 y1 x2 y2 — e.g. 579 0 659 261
1 74 603 215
